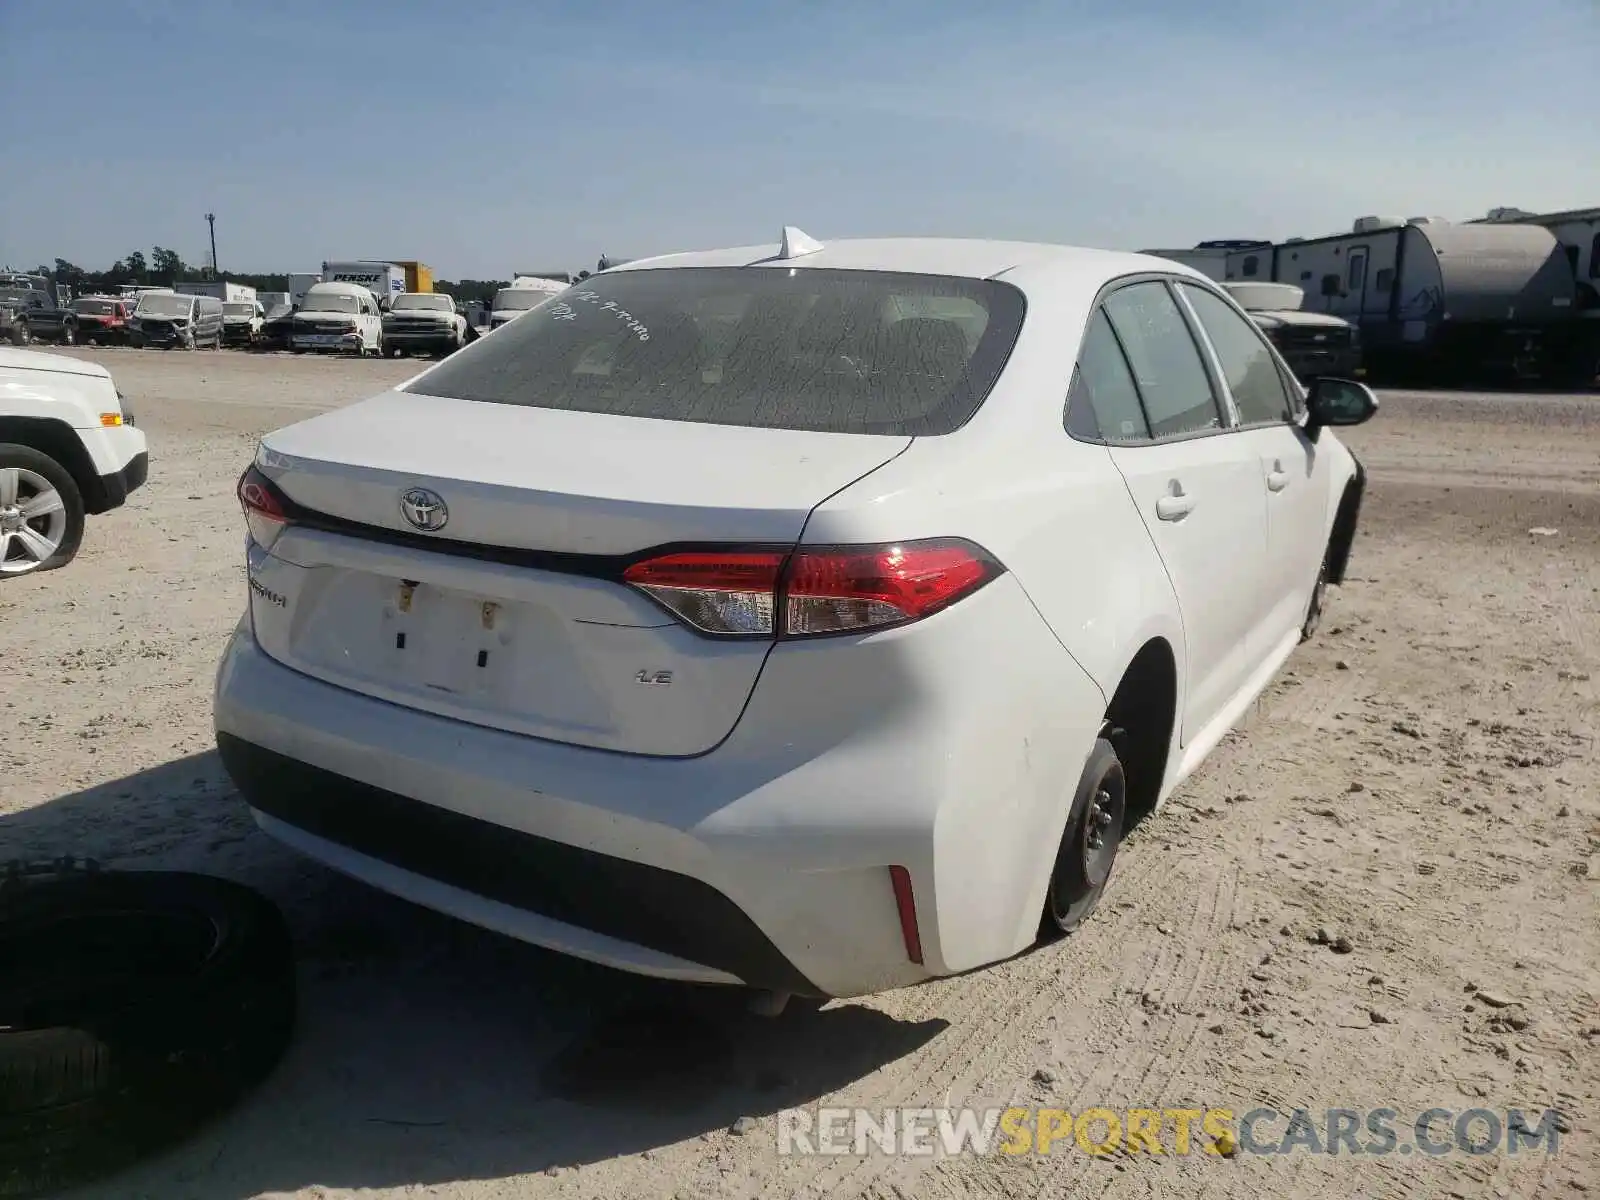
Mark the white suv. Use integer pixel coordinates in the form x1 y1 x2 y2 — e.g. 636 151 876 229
213 231 1376 1001
0 348 148 577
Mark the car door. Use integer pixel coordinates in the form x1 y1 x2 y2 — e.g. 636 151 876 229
1092 279 1272 745
1175 281 1330 656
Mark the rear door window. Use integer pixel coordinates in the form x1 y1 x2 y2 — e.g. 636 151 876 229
1101 282 1225 438
405 267 1027 436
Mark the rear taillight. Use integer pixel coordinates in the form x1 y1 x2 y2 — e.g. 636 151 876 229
237 464 291 551
622 551 782 636
622 539 1002 639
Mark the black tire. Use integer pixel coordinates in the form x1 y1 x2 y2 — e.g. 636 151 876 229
1301 548 1331 642
59 326 75 347
0 444 85 578
1040 736 1126 937
0 866 296 1198
10 324 29 347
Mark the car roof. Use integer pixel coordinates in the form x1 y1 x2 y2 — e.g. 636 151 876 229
606 234 1205 291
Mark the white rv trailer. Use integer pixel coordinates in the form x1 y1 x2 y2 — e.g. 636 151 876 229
1473 205 1600 298
1136 239 1269 283
1248 216 1580 383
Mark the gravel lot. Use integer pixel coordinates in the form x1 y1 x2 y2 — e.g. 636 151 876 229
2 348 1597 1200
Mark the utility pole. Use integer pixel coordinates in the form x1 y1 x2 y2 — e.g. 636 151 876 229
205 213 218 278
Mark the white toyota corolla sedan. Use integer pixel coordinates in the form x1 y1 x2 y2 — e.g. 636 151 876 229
214 229 1376 1002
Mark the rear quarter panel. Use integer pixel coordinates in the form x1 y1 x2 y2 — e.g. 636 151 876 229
801 278 1189 963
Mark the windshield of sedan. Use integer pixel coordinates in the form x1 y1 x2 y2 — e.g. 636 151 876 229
492 288 554 312
390 294 454 312
135 294 193 318
408 267 1026 436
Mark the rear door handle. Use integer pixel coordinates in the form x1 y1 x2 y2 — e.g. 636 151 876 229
1155 493 1195 522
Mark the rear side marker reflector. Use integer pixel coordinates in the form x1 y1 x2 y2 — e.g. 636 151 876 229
622 539 1003 639
888 866 924 965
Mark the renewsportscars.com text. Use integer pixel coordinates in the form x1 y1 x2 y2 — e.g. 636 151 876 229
776 1106 1567 1158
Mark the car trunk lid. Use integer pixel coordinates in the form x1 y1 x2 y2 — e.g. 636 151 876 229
245 389 910 755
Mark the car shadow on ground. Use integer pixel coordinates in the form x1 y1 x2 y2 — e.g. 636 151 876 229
2 754 949 1198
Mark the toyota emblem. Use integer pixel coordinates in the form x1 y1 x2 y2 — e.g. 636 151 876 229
400 487 449 532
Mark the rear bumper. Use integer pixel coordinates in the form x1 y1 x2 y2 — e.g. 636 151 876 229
213 571 1106 998
218 731 821 995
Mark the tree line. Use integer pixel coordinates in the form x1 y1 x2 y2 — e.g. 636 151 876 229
15 250 512 306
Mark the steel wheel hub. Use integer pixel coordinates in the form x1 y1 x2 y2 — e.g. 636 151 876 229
0 466 68 573
1080 779 1123 888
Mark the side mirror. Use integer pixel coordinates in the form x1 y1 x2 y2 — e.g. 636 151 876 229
1304 377 1378 440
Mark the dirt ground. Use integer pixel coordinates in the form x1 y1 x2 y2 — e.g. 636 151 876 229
2 348 1596 1200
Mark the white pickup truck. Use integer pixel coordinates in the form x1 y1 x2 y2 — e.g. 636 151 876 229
222 300 267 347
380 293 468 357
0 348 148 577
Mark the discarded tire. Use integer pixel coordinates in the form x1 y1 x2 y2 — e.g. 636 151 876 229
0 862 296 1197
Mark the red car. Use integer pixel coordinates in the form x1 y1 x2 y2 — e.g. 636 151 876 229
71 296 134 345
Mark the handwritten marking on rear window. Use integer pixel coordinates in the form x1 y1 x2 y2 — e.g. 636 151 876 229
548 290 650 340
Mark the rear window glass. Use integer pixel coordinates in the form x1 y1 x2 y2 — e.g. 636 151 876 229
74 299 117 315
408 267 1027 436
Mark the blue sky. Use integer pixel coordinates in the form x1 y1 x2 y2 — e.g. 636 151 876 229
3 0 1596 280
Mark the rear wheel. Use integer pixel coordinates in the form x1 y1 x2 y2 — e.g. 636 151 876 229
11 323 30 347
59 325 76 347
1041 736 1126 937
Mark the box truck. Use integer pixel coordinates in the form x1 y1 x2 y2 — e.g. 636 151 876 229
175 280 256 304
288 273 322 308
321 260 406 306
391 261 435 293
